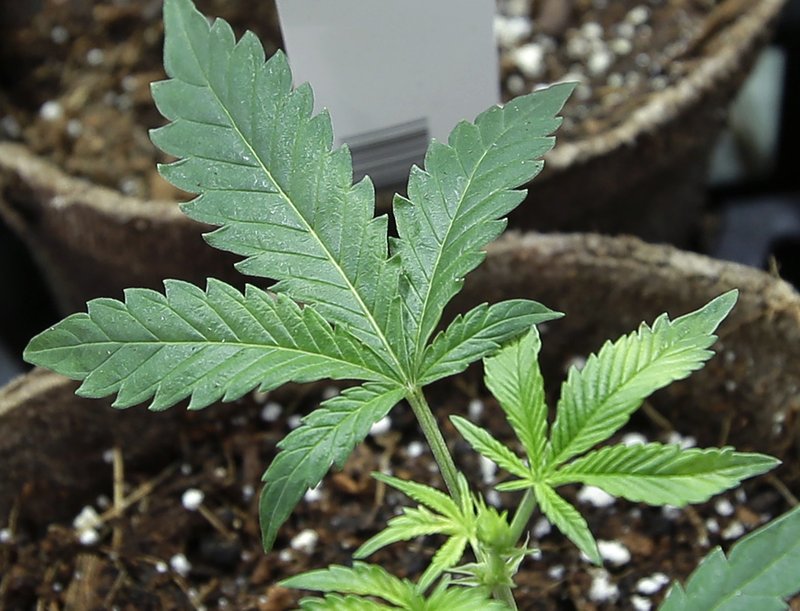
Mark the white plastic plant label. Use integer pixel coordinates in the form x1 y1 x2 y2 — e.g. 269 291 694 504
275 0 499 187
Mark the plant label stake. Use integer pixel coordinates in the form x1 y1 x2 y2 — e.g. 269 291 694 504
275 0 499 186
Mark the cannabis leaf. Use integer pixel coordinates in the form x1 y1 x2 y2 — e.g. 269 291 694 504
534 483 600 564
450 417 530 481
152 0 401 364
283 562 508 610
483 326 548 472
283 563 421 608
545 290 738 468
355 474 475 591
23 0 568 551
549 443 778 506
418 300 561 385
260 384 405 549
660 505 800 610
454 293 777 566
298 595 390 611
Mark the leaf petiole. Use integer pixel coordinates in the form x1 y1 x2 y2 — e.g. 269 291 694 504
508 488 538 544
406 388 463 506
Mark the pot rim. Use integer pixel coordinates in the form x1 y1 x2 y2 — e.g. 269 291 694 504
2 229 799 527
0 0 786 209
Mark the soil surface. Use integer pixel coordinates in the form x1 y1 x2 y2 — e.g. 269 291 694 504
0 0 726 201
2 370 798 610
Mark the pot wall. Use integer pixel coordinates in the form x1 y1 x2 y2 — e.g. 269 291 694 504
0 0 787 315
2 232 798 527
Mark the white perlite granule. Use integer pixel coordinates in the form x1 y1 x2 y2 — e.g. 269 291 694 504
494 15 532 49
636 572 670 595
369 416 392 436
260 401 282 422
303 485 323 503
662 505 681 520
78 528 100 546
170 553 192 576
512 43 546 79
532 517 552 539
666 431 696 449
597 540 631 566
406 441 425 458
722 521 745 540
621 432 647 446
468 398 484 420
479 455 497 484
39 100 63 121
714 498 734 517
577 485 615 508
181 488 205 511
73 506 101 532
290 529 319 554
588 569 619 603
321 386 339 400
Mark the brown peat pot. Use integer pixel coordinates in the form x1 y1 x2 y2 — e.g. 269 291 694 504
0 0 787 316
1 233 798 609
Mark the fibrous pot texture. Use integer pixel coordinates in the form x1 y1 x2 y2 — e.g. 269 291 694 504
0 0 787 316
1 233 798 609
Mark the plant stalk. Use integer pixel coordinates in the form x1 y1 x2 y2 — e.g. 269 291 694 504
494 584 518 610
406 388 463 505
508 488 537 543
485 489 539 608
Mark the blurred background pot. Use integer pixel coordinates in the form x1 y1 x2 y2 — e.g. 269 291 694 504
505 0 787 243
0 0 788 320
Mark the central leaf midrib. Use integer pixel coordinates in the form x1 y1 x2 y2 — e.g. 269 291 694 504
180 20 404 379
550 471 737 482
38 338 397 383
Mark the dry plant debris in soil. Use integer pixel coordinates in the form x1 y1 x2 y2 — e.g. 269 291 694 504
1 379 798 610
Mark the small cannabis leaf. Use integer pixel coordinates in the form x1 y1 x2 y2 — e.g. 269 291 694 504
355 474 476 591
284 563 420 609
548 443 777 506
418 300 562 385
545 290 741 468
282 563 508 610
533 482 600 564
454 292 779 563
660 504 800 610
23 0 569 550
354 473 527 594
260 384 405 549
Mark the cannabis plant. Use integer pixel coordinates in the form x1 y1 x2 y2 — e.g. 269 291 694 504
23 0 797 608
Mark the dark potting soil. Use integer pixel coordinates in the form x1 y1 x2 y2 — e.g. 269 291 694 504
1 371 798 610
0 0 725 201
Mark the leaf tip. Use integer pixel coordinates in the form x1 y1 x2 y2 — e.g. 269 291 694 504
715 288 739 315
21 336 42 367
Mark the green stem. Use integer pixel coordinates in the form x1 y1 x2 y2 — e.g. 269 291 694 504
493 584 518 610
406 387 462 505
490 489 538 608
508 488 537 543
